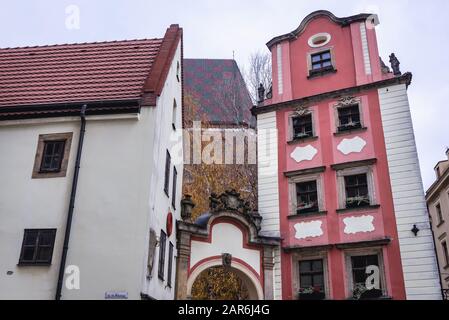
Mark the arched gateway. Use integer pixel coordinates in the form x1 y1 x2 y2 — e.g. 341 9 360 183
175 190 280 300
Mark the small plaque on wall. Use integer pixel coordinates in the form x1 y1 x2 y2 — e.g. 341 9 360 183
105 291 129 299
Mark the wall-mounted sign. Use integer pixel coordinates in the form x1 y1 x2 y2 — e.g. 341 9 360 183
105 291 128 299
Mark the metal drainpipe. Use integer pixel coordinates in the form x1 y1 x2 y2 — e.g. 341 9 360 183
427 204 445 300
55 104 87 300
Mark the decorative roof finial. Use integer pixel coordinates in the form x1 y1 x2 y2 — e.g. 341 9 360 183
389 53 401 76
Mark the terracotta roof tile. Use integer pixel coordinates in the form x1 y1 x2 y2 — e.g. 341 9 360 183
0 38 163 107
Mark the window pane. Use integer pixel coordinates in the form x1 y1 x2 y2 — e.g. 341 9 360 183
41 141 65 172
299 261 311 273
164 151 171 194
312 63 322 70
36 247 52 262
300 275 312 288
321 52 331 60
24 231 38 245
312 260 323 272
39 231 54 246
322 61 332 68
22 247 35 261
313 274 324 287
311 55 321 63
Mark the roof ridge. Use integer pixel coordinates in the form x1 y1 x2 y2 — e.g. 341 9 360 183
0 38 163 50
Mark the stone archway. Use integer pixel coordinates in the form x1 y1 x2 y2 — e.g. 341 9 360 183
187 257 264 300
176 190 280 300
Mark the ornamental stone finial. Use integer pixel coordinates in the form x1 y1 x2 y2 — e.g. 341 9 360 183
258 83 265 103
389 53 401 76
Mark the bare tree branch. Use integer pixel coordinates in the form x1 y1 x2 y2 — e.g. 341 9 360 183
242 51 272 104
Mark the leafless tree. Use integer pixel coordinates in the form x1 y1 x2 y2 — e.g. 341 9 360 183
242 51 272 104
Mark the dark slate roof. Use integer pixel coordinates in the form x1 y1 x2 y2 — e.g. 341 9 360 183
184 59 255 126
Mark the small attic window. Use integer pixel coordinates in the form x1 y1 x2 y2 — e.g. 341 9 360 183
308 33 331 48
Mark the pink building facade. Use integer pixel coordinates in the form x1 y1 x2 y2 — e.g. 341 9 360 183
255 11 441 300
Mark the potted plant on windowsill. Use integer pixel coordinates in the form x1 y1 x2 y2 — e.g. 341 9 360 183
298 287 325 300
294 132 312 140
352 284 383 300
297 201 319 215
346 196 370 208
338 121 362 132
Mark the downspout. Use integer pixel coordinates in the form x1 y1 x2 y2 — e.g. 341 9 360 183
427 203 445 300
55 104 87 300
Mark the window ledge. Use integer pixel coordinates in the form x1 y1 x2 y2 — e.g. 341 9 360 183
288 136 319 145
347 295 392 301
337 205 381 214
17 262 52 267
288 211 328 220
308 68 337 79
334 127 368 137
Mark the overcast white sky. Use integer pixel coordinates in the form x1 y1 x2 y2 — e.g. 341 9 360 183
1 0 448 189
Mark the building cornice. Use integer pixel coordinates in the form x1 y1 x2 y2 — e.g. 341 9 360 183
0 100 141 122
426 166 449 202
266 10 373 49
251 73 412 116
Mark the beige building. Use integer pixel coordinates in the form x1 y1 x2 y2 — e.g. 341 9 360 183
426 149 449 299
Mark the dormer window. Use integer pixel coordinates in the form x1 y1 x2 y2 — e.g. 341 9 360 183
311 51 332 71
337 104 362 132
308 49 335 78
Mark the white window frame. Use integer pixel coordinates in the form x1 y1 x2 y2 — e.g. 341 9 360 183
288 173 325 216
291 251 330 300
287 109 316 142
336 165 376 210
344 248 388 299
307 46 336 77
333 96 365 133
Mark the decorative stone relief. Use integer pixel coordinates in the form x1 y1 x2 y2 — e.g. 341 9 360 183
343 215 375 235
294 221 323 240
337 136 367 155
335 96 360 108
290 145 318 163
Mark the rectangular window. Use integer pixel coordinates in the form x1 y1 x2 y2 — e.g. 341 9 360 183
167 242 174 288
172 167 178 209
296 181 319 214
344 174 370 208
40 141 66 173
442 241 449 266
337 104 362 132
310 50 333 72
172 99 177 130
436 204 444 225
298 259 325 300
33 133 73 179
351 255 379 287
292 114 313 139
164 151 171 196
19 229 56 265
158 230 167 280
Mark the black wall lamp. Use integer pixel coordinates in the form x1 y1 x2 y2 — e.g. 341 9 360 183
411 224 420 237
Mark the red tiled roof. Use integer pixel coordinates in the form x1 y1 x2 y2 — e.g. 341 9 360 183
0 38 163 107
